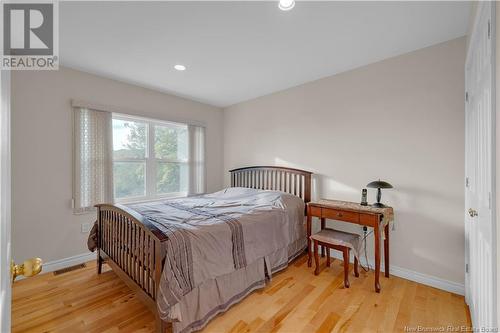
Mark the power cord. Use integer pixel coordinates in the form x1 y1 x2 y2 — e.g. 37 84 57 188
360 226 373 272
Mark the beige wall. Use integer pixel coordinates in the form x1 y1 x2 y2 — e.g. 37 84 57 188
224 37 466 285
11 67 224 263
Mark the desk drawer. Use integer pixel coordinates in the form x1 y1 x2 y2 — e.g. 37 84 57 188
359 213 379 227
322 209 359 223
308 206 322 217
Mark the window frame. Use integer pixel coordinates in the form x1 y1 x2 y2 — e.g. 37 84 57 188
112 113 189 203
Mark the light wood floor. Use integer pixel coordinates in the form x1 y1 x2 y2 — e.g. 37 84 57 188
12 255 471 333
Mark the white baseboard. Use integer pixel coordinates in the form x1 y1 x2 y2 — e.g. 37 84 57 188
327 251 465 295
40 252 96 276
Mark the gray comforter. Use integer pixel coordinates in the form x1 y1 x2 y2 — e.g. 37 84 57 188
120 188 306 332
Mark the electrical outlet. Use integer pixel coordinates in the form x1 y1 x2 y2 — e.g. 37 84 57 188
81 222 91 233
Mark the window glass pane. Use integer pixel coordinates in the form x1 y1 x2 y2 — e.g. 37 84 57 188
114 161 146 199
154 124 188 161
156 162 188 194
113 119 147 159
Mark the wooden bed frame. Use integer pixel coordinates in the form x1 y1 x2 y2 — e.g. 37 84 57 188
95 166 312 332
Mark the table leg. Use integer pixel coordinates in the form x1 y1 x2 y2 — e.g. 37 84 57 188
307 213 312 267
321 218 326 257
384 223 389 278
374 223 381 293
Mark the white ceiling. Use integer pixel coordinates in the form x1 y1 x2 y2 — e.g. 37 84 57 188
60 1 471 107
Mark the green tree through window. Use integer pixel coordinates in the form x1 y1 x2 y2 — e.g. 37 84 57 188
154 125 188 194
113 118 188 200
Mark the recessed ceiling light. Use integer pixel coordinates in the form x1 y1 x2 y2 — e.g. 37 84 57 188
174 64 186 71
279 0 295 11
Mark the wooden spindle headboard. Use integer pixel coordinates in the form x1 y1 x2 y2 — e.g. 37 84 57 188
229 166 312 204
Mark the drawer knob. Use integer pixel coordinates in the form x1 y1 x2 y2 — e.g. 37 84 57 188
337 212 343 217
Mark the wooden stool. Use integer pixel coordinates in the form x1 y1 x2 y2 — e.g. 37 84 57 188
310 228 360 288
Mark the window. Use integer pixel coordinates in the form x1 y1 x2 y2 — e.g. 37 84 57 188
73 104 205 212
112 115 191 202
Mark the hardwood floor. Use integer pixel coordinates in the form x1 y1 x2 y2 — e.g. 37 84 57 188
12 255 471 333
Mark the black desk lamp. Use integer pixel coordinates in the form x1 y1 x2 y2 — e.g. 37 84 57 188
366 180 393 208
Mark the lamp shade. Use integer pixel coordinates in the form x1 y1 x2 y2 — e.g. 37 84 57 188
366 180 393 189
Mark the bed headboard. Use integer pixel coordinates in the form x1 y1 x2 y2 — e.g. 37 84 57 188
229 166 312 203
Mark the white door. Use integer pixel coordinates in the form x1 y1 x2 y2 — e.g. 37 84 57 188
465 1 497 329
0 70 43 333
0 70 12 332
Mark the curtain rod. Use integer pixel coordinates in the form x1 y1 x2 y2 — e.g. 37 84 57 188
71 99 207 128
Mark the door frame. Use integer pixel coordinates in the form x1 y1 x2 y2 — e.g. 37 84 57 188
465 0 497 328
0 70 12 333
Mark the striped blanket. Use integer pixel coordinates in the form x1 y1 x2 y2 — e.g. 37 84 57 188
126 187 306 332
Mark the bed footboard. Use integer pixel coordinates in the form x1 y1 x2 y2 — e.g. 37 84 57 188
96 204 167 306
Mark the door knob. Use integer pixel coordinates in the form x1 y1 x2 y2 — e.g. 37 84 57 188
468 208 478 218
11 258 43 282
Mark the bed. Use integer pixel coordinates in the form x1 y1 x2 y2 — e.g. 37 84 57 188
93 166 312 333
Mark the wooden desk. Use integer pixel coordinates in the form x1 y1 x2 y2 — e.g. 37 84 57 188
306 200 394 292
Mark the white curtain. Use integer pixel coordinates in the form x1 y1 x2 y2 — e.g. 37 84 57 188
73 107 113 213
188 125 206 195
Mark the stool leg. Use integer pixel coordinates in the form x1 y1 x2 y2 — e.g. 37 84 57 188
326 247 331 267
343 248 350 288
314 240 320 275
354 256 359 277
